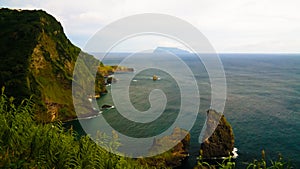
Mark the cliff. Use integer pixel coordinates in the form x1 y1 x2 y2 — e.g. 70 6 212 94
0 8 106 122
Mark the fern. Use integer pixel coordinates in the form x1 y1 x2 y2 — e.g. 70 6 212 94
0 91 153 168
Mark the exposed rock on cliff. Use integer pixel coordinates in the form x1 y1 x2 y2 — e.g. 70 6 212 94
200 110 235 159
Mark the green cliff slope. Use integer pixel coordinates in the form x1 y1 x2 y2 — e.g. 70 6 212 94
0 8 105 121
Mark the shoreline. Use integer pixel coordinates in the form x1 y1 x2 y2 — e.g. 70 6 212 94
63 110 102 123
63 106 115 123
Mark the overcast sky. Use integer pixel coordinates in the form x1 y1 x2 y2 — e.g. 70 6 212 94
2 0 300 53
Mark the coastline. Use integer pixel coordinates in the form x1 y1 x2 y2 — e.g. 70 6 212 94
63 111 102 123
63 104 115 123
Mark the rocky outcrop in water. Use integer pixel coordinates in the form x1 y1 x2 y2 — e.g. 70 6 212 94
139 127 190 168
200 110 235 159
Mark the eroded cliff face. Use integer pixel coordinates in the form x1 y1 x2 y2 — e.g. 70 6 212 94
200 110 235 159
0 8 106 122
29 29 77 121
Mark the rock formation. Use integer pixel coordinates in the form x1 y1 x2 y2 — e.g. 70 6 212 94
141 127 190 168
200 110 235 159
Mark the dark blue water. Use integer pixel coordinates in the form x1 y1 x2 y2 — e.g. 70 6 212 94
220 54 300 167
68 53 300 167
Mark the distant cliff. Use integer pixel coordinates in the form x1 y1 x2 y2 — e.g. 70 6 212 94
0 8 106 122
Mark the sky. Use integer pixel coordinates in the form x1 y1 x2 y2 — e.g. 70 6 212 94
2 0 300 53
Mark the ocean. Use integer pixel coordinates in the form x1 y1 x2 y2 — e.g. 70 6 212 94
67 53 300 168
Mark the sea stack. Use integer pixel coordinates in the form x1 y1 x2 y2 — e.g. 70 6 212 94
200 109 235 159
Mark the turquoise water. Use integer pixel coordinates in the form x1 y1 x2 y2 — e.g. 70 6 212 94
67 53 300 167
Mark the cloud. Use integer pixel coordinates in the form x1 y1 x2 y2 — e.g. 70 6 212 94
2 0 300 52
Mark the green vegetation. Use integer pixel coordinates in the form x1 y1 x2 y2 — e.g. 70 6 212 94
245 150 292 169
0 86 293 168
0 8 80 98
0 88 156 168
0 8 295 169
0 8 110 122
0 8 79 121
0 8 134 122
195 150 293 169
0 88 184 168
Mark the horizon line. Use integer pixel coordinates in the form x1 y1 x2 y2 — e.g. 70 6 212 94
87 51 300 55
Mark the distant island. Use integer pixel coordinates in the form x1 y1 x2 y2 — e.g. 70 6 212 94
153 47 190 55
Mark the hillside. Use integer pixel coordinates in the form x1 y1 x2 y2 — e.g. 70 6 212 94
0 8 106 122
